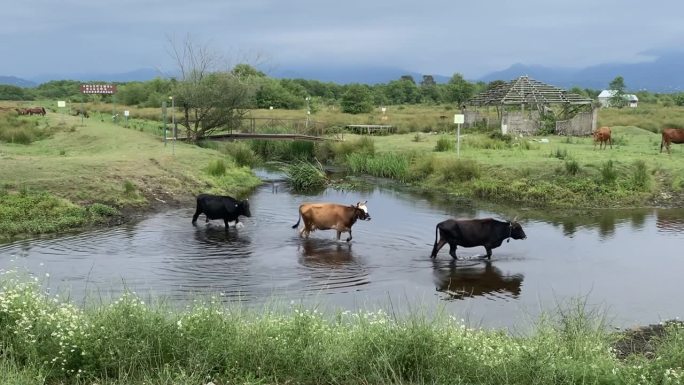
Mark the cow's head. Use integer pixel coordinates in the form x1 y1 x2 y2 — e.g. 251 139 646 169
509 218 526 240
354 201 371 221
237 199 251 217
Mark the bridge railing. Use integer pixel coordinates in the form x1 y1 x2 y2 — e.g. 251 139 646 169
233 117 332 137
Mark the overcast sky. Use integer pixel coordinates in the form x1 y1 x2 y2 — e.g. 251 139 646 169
1 0 683 80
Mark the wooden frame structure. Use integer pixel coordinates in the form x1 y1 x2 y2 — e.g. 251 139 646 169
469 75 593 109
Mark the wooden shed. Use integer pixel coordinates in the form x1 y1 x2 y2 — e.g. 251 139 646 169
467 76 596 136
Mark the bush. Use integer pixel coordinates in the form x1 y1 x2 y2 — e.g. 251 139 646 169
436 158 481 182
222 142 260 167
600 160 617 184
434 136 455 152
88 203 118 217
286 161 327 192
206 159 228 177
565 159 581 176
630 160 649 190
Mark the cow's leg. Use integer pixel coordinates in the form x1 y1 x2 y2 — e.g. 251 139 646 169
192 207 202 225
224 219 230 230
336 230 342 241
448 241 458 260
485 247 493 259
346 229 352 242
430 238 447 258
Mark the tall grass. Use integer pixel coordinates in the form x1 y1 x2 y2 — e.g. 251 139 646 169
346 152 410 181
434 135 455 152
250 140 315 162
1 275 682 385
286 161 327 192
0 114 48 144
630 160 650 190
206 158 228 177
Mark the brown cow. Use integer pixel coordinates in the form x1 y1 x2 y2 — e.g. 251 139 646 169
660 128 684 154
292 201 371 242
593 126 612 149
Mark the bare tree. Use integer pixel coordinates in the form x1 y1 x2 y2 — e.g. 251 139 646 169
168 35 255 142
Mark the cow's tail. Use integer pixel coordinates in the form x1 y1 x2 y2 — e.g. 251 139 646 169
292 213 301 229
660 132 665 153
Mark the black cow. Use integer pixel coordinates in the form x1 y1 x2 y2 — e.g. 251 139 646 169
191 193 251 228
430 218 526 260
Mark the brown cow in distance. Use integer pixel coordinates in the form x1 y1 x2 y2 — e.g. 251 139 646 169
593 126 612 149
292 201 371 242
660 128 684 154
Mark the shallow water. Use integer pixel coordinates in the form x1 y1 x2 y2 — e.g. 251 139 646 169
2 174 683 329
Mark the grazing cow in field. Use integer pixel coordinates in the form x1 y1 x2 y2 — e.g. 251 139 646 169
593 126 612 149
430 218 527 260
191 193 251 229
660 128 684 154
292 201 371 242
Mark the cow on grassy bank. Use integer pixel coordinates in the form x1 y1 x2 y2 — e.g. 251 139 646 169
593 126 612 149
660 128 684 154
191 194 251 229
430 218 527 260
292 201 371 242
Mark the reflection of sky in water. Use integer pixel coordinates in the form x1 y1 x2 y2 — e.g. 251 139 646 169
1 184 683 330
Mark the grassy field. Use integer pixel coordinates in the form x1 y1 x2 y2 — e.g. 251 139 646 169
1 273 683 385
0 109 260 240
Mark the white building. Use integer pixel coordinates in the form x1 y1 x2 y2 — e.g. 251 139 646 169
598 90 639 108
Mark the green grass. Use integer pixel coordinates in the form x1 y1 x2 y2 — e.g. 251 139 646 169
286 161 328 192
0 191 118 240
1 274 683 385
0 111 261 238
335 125 684 208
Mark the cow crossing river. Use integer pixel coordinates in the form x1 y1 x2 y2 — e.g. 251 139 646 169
1 176 683 329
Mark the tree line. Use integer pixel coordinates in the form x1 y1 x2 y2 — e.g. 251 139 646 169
2 69 683 110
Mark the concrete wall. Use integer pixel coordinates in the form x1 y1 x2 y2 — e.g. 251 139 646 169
501 111 539 136
555 108 597 136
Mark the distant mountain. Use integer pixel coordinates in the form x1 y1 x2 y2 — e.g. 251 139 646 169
267 64 450 84
479 51 684 92
28 68 166 84
0 76 37 88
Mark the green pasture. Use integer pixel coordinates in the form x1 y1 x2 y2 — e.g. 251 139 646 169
0 111 260 239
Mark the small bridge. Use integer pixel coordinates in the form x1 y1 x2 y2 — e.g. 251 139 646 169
173 117 344 142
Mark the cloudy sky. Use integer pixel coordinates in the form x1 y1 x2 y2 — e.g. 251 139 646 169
1 0 683 79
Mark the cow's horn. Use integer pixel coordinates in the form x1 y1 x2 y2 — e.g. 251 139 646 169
512 216 518 223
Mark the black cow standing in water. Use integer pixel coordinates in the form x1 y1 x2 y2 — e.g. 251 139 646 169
430 218 527 260
191 194 251 229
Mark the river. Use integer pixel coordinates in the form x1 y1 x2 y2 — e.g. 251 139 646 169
1 172 683 330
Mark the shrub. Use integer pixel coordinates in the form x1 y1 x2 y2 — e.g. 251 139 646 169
123 180 137 195
630 160 649 190
551 148 568 160
434 136 455 152
222 142 260 167
286 161 327 192
436 158 481 182
206 159 227 177
565 159 581 176
600 160 617 184
89 203 118 217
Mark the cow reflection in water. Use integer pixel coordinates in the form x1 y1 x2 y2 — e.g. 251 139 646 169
298 239 355 268
432 260 524 300
192 225 251 249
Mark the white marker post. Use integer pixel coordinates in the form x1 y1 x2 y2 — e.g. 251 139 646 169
454 114 465 157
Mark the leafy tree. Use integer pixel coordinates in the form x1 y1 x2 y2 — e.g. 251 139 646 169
400 75 416 84
608 76 627 108
420 75 441 103
169 36 255 142
0 85 33 100
444 73 474 106
674 93 684 107
385 79 421 104
341 84 373 114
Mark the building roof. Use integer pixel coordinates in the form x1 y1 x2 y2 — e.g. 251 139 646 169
598 90 638 101
468 75 593 106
